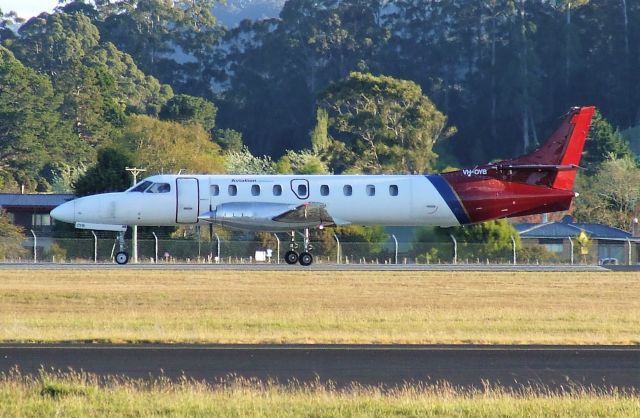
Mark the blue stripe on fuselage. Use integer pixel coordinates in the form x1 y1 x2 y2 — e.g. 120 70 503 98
426 175 470 225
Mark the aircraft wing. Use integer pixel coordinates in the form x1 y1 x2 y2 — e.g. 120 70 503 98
272 202 334 225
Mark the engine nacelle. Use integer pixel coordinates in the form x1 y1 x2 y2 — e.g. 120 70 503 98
199 202 323 231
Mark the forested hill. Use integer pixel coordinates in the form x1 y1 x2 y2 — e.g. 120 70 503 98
214 0 284 27
0 1 639 229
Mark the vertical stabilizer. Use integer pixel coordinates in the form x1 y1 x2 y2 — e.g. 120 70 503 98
507 106 595 190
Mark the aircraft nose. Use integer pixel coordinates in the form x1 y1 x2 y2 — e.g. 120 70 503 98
50 200 75 224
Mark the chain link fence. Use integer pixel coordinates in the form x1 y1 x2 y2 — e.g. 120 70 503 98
1 232 637 265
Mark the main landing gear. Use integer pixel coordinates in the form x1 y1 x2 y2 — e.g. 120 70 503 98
115 231 129 265
284 229 313 266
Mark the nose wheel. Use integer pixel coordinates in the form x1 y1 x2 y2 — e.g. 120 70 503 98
115 251 129 265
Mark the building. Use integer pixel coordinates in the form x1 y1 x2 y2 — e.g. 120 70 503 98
515 221 639 264
0 194 75 255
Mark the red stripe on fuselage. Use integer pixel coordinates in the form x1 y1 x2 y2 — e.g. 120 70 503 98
440 171 575 223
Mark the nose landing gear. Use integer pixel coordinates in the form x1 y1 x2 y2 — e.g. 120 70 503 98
115 231 129 265
284 229 314 266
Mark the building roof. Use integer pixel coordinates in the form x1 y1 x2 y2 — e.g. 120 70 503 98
0 193 74 209
515 221 636 241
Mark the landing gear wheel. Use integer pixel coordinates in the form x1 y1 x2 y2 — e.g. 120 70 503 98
115 251 129 265
299 252 313 266
285 250 299 265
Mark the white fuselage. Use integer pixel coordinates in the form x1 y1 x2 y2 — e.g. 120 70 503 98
51 174 463 231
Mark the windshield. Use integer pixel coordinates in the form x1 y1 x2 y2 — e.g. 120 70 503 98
129 180 152 192
146 183 171 193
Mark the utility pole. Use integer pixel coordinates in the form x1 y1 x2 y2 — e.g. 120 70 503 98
126 167 146 263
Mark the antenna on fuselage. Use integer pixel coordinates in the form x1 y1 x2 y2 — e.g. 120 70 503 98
125 167 147 265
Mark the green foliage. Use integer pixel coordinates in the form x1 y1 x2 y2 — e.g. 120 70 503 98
215 129 244 153
574 156 640 229
116 115 224 174
0 47 80 191
224 146 276 174
275 150 329 174
0 208 26 259
414 220 520 261
73 147 134 196
333 225 388 258
582 111 634 174
44 243 68 262
319 72 454 174
311 108 330 154
159 94 217 132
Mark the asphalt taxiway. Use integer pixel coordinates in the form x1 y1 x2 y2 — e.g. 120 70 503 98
0 263 610 272
1 345 637 390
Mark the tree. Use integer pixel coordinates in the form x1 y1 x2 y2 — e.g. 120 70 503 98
159 94 217 132
0 208 26 260
333 225 388 259
116 115 224 174
581 111 633 174
319 72 454 173
224 146 276 174
414 220 520 261
0 47 75 191
214 128 243 153
275 150 329 174
74 146 134 196
574 156 640 229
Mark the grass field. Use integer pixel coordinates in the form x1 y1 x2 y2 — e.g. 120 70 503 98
0 370 637 417
0 269 638 344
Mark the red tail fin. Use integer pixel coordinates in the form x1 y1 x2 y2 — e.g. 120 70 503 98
505 106 595 190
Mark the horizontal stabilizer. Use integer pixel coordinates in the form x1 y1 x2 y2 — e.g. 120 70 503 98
495 164 580 172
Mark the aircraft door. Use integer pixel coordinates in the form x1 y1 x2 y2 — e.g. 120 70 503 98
176 178 199 223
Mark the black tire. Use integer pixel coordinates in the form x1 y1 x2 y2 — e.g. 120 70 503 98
299 252 313 266
285 250 299 265
115 251 129 265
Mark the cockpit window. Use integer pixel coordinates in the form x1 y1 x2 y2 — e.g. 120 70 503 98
146 183 171 193
129 181 152 192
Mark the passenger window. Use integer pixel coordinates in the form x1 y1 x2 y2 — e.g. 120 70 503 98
251 184 260 196
228 184 237 196
320 185 329 196
389 185 399 196
146 183 171 193
343 185 352 196
211 185 219 196
129 180 152 193
367 185 375 196
273 185 282 196
297 184 307 197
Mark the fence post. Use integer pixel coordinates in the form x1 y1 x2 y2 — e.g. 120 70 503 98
511 236 517 265
152 232 158 263
333 233 340 264
627 238 632 266
273 233 280 264
450 234 457 264
391 234 398 264
30 230 36 263
568 237 574 265
91 230 98 263
214 233 220 263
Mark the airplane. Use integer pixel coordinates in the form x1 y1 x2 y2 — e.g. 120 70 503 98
51 106 596 265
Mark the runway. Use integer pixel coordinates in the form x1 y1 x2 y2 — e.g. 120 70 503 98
1 345 637 390
0 262 609 272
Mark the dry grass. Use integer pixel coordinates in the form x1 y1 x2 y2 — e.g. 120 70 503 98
0 370 637 417
0 270 638 344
